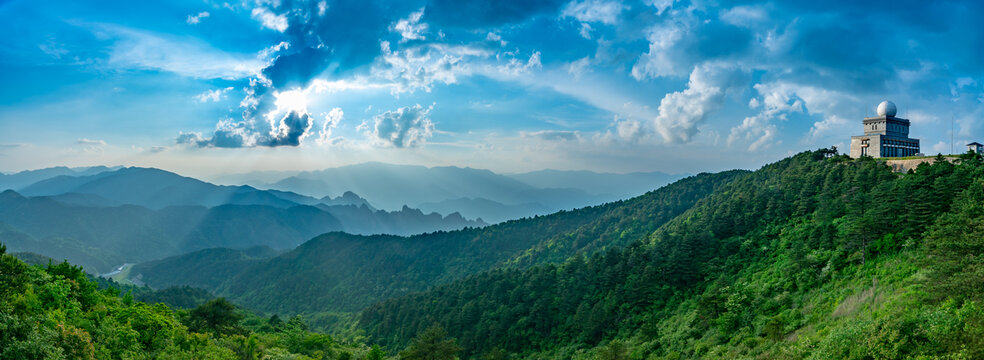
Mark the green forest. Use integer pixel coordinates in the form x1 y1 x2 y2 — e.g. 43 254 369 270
131 170 744 316
359 151 984 358
3 149 984 359
0 244 392 359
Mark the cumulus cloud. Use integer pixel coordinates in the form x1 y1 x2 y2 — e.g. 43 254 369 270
362 104 435 147
728 114 778 151
186 11 210 25
631 21 686 79
376 42 475 94
653 63 747 143
390 8 428 42
486 32 507 46
251 8 288 32
644 0 674 15
317 108 344 144
267 110 313 146
631 13 752 80
719 6 767 27
497 51 542 76
195 87 234 102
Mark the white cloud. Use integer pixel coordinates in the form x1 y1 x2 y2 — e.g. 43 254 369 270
390 8 428 42
362 104 435 148
614 116 643 141
562 0 627 24
728 114 778 151
195 87 234 103
497 51 542 76
186 11 210 25
251 7 288 32
653 63 746 143
317 108 344 145
522 130 582 141
486 32 506 46
643 0 674 15
631 21 687 79
579 23 593 39
720 6 767 27
38 40 68 59
76 138 106 146
567 57 592 79
375 42 475 95
101 25 265 79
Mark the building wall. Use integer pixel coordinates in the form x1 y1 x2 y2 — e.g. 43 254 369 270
850 135 881 158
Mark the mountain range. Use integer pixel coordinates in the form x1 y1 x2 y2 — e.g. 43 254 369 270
128 170 744 314
214 162 686 223
0 166 487 273
4 151 984 359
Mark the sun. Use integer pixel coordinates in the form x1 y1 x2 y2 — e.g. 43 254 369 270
273 88 310 112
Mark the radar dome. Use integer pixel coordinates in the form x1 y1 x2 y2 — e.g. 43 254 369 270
877 100 897 117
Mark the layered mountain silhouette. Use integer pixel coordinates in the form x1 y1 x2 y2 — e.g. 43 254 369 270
0 166 487 272
130 171 742 313
218 162 685 223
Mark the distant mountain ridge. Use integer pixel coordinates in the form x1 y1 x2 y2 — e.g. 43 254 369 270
217 162 686 223
130 171 744 314
0 165 120 191
0 166 488 273
0 189 483 273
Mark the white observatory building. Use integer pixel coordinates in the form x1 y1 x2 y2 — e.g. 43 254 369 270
849 100 921 158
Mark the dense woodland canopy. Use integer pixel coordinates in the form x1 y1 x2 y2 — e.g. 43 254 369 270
133 170 744 315
360 150 984 359
3 149 984 359
0 244 384 359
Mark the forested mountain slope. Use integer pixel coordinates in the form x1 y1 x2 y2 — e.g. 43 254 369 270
0 191 482 273
132 171 745 315
0 244 383 359
359 150 984 359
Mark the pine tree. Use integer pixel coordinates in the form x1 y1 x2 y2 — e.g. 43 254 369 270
399 325 462 360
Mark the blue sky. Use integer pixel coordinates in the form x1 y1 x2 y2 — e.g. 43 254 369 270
0 0 982 177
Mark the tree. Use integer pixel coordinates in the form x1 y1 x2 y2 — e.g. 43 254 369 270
597 340 628 360
366 345 386 360
398 325 462 360
186 298 243 335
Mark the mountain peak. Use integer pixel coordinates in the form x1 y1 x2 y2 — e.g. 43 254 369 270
0 189 24 200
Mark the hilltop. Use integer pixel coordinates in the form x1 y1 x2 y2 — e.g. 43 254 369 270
359 150 984 359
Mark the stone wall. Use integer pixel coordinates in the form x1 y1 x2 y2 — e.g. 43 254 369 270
883 157 958 173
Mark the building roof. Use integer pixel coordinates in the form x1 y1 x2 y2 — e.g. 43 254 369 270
969 142 984 146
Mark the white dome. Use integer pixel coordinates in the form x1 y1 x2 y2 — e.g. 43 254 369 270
877 100 897 117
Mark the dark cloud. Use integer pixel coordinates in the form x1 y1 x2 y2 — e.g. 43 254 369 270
265 110 313 146
262 47 333 88
364 104 435 147
177 110 313 148
261 0 396 88
425 0 567 28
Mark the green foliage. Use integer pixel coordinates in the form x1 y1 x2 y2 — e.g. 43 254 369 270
0 248 381 359
359 149 984 359
185 298 244 336
136 171 744 318
398 325 462 360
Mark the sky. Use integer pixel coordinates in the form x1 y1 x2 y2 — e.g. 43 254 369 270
0 0 982 177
